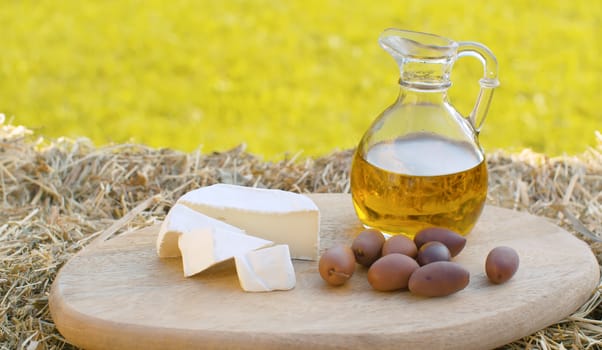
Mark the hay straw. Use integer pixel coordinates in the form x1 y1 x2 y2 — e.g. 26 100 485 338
1 123 601 349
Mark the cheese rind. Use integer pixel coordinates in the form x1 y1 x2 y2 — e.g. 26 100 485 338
234 245 296 292
156 203 246 258
179 184 319 213
178 184 320 260
178 227 272 277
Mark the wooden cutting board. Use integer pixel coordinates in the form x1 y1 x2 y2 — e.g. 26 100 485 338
49 194 600 350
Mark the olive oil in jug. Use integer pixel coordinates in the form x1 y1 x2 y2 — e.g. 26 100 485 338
351 132 488 236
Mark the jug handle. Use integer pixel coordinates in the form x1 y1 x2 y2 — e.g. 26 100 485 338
456 42 500 134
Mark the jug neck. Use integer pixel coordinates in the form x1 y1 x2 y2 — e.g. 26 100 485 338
397 56 454 91
397 84 448 104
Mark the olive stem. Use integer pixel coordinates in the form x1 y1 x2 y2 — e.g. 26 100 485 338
329 269 351 279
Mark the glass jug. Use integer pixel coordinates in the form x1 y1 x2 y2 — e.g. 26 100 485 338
350 29 499 237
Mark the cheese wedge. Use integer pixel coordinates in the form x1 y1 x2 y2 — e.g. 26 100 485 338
178 226 272 277
157 203 246 258
177 184 320 260
234 245 296 292
157 203 272 277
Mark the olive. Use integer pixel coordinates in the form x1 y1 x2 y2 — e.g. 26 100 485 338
408 261 470 297
351 229 386 267
381 235 417 258
485 246 519 284
318 245 356 286
416 241 451 266
367 254 419 292
414 227 467 257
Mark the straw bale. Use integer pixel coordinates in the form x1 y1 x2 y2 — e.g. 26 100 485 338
1 124 600 350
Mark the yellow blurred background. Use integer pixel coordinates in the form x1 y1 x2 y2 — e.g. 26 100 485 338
0 0 600 159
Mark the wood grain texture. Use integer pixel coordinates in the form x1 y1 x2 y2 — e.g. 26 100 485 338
49 194 600 350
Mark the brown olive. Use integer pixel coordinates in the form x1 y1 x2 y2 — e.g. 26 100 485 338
414 227 467 257
408 261 470 297
416 241 451 266
351 229 386 267
367 254 419 292
381 235 417 258
485 246 519 284
318 245 356 286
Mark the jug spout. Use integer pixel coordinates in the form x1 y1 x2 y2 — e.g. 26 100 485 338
379 28 458 61
379 29 459 90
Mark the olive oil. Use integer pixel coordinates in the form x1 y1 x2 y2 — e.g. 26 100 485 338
350 133 488 237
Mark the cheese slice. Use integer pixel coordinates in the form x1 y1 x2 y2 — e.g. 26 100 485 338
178 226 272 277
156 203 272 277
177 184 320 260
156 203 246 258
234 244 296 292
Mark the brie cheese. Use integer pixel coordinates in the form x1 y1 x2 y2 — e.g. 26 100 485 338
234 244 296 292
156 203 272 277
177 184 320 260
178 226 272 277
156 203 246 258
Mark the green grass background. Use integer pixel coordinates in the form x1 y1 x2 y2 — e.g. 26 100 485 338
1 0 600 159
